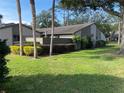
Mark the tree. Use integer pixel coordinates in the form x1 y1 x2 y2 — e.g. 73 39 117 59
36 10 60 28
50 0 55 56
0 40 10 92
59 0 124 54
30 0 37 58
16 0 23 56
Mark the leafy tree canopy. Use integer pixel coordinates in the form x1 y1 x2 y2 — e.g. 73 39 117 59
36 10 60 28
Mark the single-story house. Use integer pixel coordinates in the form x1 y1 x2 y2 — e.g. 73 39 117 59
0 23 40 45
32 23 106 46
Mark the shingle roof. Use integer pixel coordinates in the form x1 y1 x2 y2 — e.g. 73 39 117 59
0 23 32 29
0 23 15 29
0 23 41 34
37 23 94 35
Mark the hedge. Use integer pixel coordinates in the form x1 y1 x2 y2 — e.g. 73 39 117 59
10 46 20 55
10 45 43 56
23 46 42 56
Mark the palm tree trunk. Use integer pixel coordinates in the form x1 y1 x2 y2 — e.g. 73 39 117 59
16 0 23 56
118 21 121 45
66 10 69 26
30 0 37 58
119 6 124 54
63 9 66 26
50 0 55 56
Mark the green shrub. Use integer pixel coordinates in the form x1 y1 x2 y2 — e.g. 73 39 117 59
10 46 20 54
96 40 106 47
72 36 82 43
81 36 93 49
23 46 42 56
73 35 93 49
0 40 10 84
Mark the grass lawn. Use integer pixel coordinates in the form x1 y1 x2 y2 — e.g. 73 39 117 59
5 43 124 93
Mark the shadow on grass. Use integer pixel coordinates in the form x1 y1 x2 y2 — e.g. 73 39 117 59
6 74 124 93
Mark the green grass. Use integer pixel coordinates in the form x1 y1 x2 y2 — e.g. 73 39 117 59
5 43 124 93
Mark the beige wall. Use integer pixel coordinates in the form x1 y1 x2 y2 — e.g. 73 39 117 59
59 35 73 38
0 27 13 45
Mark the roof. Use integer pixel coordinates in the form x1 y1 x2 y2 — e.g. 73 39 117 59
0 23 15 29
0 23 33 29
0 23 41 33
37 23 94 35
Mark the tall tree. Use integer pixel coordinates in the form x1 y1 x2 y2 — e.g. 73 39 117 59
59 0 124 54
16 0 23 56
30 0 37 58
36 10 60 28
50 0 55 56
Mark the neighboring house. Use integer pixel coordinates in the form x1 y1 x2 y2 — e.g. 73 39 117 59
0 23 40 45
34 23 106 45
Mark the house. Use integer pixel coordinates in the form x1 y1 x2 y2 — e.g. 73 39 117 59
0 23 40 45
32 23 106 46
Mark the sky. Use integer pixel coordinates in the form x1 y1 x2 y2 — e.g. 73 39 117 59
0 0 52 25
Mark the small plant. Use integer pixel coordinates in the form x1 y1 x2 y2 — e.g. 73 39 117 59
0 40 10 91
23 46 42 56
96 40 106 47
81 36 93 49
10 46 20 54
72 36 82 43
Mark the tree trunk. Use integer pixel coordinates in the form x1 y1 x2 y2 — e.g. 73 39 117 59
118 21 121 45
119 6 124 54
66 10 69 26
50 0 55 56
63 9 66 26
16 0 23 56
30 0 37 58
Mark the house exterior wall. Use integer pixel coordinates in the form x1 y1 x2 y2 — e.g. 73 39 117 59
74 26 91 37
96 29 106 41
90 24 96 47
13 25 40 41
0 27 13 45
100 32 106 41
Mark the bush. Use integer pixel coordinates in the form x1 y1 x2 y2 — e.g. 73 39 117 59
81 36 93 49
23 46 42 56
73 35 93 49
96 40 106 47
72 36 82 43
0 40 10 84
10 46 20 54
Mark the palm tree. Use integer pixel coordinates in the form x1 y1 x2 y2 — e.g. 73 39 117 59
30 0 37 58
50 0 55 56
16 0 23 56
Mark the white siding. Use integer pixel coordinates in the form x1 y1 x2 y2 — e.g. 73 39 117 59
59 35 73 38
0 27 13 45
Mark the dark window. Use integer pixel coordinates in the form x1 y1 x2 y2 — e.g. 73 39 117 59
13 35 19 41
